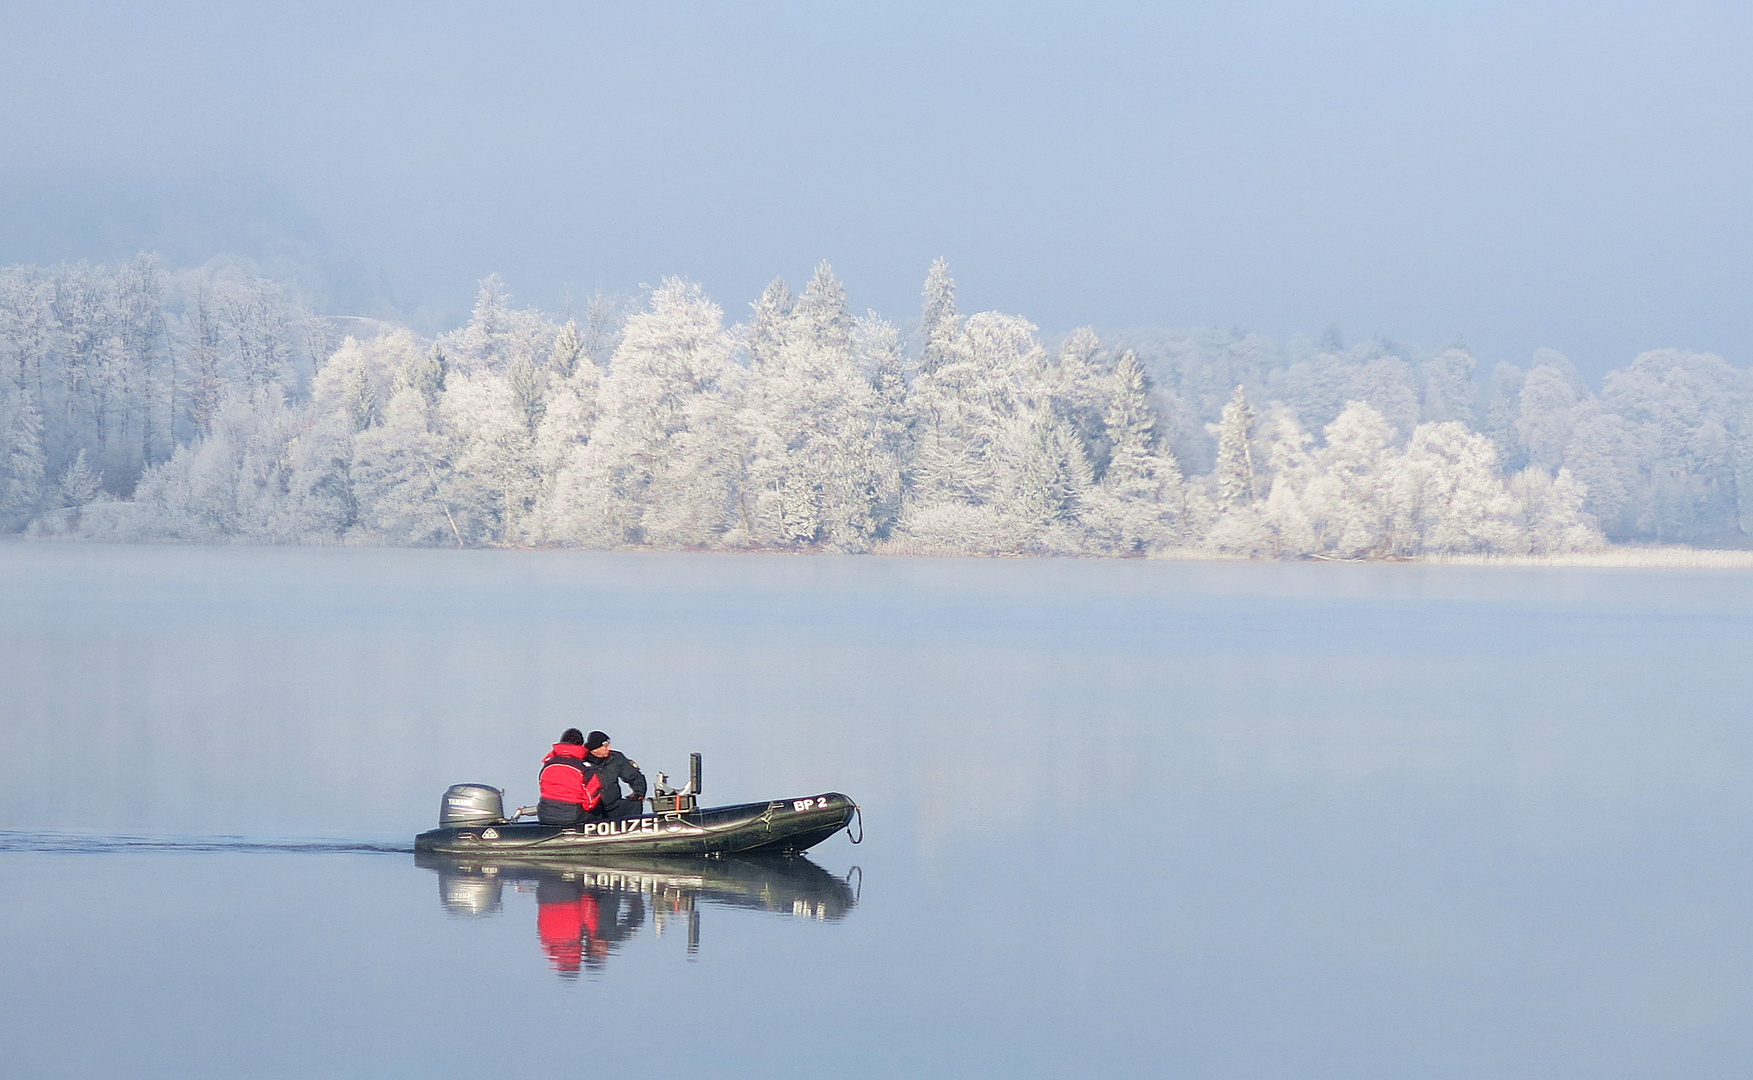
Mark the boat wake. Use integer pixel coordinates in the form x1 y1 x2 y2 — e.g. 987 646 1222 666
0 830 412 855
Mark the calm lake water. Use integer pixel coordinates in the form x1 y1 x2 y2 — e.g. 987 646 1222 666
3 544 1752 1078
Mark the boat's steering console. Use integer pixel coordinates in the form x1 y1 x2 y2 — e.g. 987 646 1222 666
650 751 702 814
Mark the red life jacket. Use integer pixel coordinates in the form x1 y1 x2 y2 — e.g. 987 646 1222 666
540 744 603 811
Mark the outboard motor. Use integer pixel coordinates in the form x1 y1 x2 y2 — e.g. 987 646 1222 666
440 783 506 827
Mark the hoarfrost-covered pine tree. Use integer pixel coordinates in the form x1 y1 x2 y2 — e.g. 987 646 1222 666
1048 327 1110 471
739 264 892 550
56 448 102 510
527 320 601 541
852 312 909 536
918 257 959 375
350 343 462 545
992 401 1093 551
0 333 47 528
546 278 739 547
1214 385 1256 508
441 369 538 542
1085 350 1186 553
900 308 1073 551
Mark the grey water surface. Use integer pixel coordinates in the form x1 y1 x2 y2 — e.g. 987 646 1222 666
3 544 1752 1079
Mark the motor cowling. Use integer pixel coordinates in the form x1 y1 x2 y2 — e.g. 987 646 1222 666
440 783 505 827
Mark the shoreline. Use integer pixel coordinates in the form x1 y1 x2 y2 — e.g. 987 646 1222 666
8 533 1753 569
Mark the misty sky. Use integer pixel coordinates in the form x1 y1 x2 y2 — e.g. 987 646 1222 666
2 1 1749 376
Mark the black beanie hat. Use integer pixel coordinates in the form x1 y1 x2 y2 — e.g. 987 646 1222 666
561 728 584 745
585 730 610 750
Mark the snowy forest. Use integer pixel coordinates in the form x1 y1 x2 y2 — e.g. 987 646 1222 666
2 254 1750 558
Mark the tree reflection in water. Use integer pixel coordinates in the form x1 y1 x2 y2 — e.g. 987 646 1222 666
417 853 859 977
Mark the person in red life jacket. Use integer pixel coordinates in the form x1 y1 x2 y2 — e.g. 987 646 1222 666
582 730 647 821
537 728 603 826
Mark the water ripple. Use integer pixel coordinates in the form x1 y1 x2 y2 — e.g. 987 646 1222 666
0 830 412 855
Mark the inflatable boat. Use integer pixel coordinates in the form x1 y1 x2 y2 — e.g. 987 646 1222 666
414 753 861 859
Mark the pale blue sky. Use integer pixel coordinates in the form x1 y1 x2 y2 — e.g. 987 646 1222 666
2 1 1749 375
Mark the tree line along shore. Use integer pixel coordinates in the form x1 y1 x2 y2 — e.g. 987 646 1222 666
3 256 1751 560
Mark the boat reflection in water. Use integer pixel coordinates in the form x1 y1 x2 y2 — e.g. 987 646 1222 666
417 852 860 977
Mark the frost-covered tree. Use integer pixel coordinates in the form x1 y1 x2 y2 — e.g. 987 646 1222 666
993 405 1093 549
739 264 888 548
1383 422 1518 554
352 381 461 545
852 312 910 536
0 299 48 528
222 278 295 393
1599 349 1747 539
918 258 959 375
527 331 602 541
579 292 628 369
1213 384 1256 508
1510 467 1604 553
1345 351 1420 438
56 448 102 510
908 312 1046 506
1274 349 1355 438
1517 352 1581 472
547 318 583 380
1049 327 1111 479
546 278 739 547
448 275 513 373
180 277 226 438
440 275 559 379
112 390 306 543
441 370 538 542
1421 348 1477 425
0 382 46 529
1561 401 1638 534
1086 350 1186 553
1262 401 1398 557
1483 362 1526 473
898 306 1108 553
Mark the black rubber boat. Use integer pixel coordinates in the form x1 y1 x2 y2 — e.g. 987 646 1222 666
414 753 860 859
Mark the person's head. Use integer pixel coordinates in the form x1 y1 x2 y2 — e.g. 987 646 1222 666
560 728 584 745
586 730 611 758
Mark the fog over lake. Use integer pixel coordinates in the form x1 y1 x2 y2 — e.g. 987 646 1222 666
3 545 1751 1078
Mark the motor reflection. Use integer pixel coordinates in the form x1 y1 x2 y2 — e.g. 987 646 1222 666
417 852 859 978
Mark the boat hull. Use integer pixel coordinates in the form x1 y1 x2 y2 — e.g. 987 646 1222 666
414 791 856 858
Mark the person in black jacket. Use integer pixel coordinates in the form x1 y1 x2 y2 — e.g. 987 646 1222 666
582 730 646 820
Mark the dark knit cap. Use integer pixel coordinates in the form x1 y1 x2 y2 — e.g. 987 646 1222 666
560 728 584 745
585 730 610 750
